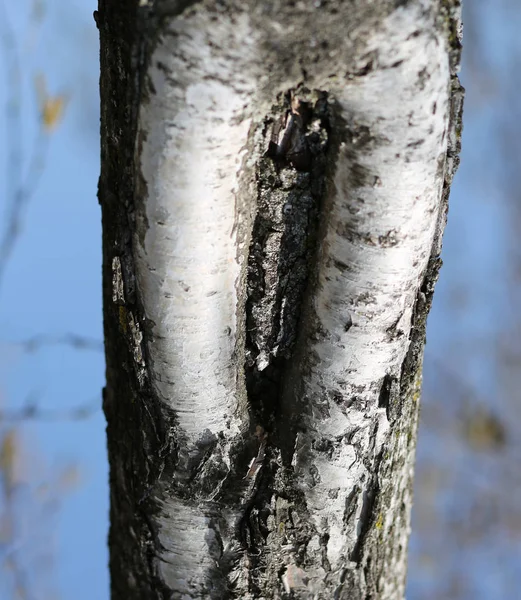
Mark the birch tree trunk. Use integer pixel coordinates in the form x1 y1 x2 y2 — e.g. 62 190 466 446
98 1 463 598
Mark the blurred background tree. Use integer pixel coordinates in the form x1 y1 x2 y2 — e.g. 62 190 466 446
0 0 519 599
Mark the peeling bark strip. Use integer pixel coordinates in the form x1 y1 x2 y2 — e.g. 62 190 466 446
99 1 462 599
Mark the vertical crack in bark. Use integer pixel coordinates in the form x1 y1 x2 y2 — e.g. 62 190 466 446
245 88 330 426
234 87 331 592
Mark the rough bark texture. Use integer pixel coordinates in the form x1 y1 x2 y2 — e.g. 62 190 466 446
99 1 463 599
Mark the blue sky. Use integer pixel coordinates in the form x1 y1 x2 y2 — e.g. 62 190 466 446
0 1 105 598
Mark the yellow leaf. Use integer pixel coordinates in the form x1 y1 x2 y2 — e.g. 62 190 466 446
0 429 18 498
34 73 67 131
41 95 66 131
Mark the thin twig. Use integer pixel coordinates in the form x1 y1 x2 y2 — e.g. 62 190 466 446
3 333 104 354
0 394 100 422
0 1 50 293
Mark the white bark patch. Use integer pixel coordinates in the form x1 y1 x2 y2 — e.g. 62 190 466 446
133 13 261 590
156 499 215 596
134 12 258 441
292 4 450 572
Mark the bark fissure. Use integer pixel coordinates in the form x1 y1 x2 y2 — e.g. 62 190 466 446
230 88 334 594
245 88 331 430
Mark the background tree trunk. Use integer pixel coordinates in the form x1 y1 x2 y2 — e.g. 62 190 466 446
98 1 463 598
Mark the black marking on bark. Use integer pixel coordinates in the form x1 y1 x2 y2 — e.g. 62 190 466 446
378 374 391 414
320 531 332 572
343 485 360 530
351 56 376 77
385 310 405 341
350 483 379 565
155 0 203 19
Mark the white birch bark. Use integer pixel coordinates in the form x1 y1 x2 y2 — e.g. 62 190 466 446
99 1 463 598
